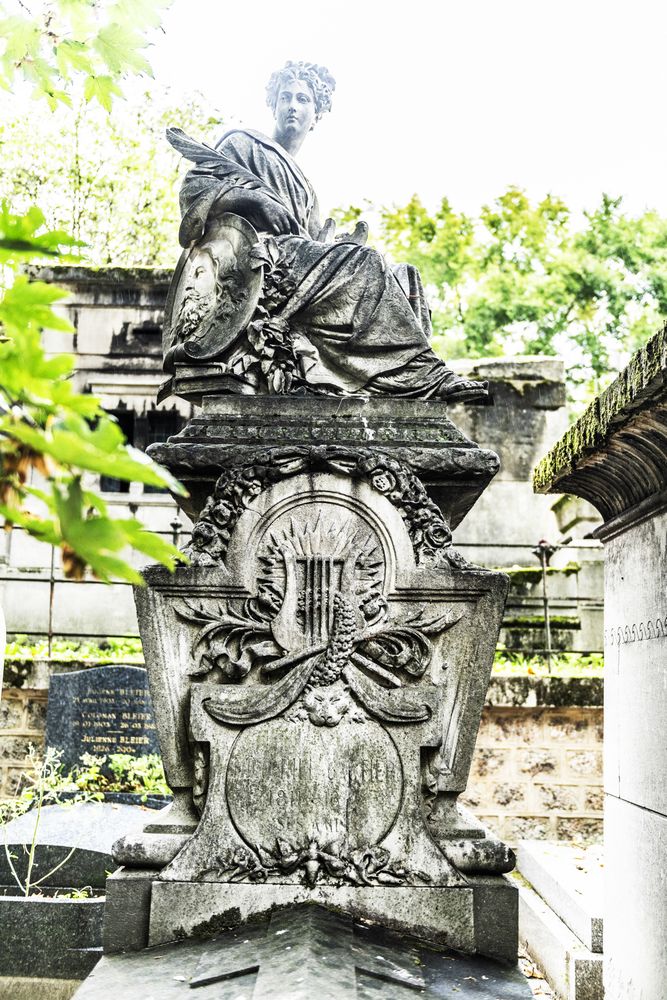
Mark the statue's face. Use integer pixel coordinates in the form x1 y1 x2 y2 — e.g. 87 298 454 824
273 77 317 144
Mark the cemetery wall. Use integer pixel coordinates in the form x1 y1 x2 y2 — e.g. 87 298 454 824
465 678 603 844
0 684 48 796
0 664 603 844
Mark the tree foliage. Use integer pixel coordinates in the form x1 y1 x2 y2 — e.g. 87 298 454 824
340 189 667 397
0 0 187 583
0 0 170 110
0 86 221 266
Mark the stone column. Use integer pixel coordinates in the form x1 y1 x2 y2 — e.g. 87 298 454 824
534 326 667 1000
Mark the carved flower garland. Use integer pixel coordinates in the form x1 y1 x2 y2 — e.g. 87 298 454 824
184 446 459 569
245 237 339 395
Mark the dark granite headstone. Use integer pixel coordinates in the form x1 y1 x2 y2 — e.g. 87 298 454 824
46 665 159 771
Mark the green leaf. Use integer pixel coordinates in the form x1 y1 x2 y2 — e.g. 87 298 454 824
0 277 74 335
93 24 152 76
55 39 94 77
46 480 185 583
0 16 41 62
119 518 187 569
0 203 84 263
0 503 60 546
83 74 122 112
4 418 187 495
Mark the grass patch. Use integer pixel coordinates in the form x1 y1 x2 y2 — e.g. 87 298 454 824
493 649 603 677
5 635 144 664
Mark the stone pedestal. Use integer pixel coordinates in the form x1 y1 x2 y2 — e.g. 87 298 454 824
111 396 517 962
534 326 667 1000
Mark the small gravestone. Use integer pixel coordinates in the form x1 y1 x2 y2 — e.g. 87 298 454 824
46 665 159 771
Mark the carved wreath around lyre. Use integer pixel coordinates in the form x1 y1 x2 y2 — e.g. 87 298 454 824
185 445 460 568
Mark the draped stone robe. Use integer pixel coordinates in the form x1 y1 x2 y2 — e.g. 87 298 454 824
169 127 454 396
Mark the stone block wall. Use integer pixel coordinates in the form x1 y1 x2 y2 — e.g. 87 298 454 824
464 677 603 844
0 682 48 798
1 666 603 845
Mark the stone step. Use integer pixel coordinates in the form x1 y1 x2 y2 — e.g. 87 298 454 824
517 881 603 1000
517 841 603 952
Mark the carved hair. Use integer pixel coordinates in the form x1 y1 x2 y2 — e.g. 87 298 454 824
266 61 336 122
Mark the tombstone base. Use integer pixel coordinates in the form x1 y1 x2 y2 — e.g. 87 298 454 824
104 869 518 964
82 901 532 1000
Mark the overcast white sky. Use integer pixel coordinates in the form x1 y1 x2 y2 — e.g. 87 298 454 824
149 0 667 220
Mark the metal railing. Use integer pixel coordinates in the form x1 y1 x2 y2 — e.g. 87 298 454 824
1 527 603 666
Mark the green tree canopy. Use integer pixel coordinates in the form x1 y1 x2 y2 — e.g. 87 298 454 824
0 85 221 266
0 0 188 583
337 189 667 400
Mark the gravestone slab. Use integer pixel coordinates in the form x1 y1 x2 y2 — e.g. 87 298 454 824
114 421 517 958
46 665 159 771
0 802 150 889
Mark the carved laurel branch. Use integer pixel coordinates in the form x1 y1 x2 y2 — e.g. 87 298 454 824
245 236 347 396
197 839 432 889
185 445 465 569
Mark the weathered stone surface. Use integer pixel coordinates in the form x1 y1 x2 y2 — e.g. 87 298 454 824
0 699 23 729
147 395 499 527
517 880 603 1000
533 326 667 999
604 510 667 815
605 795 667 999
0 896 103 980
161 63 488 405
45 665 159 771
517 841 603 953
112 387 520 958
533 323 667 528
145 878 518 962
520 750 558 776
485 676 603 709
0 735 32 760
78 903 532 998
103 868 155 954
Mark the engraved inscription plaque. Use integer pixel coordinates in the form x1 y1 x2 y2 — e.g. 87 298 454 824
46 665 159 771
226 715 403 855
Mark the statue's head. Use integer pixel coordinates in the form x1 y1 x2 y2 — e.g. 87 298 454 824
266 61 336 124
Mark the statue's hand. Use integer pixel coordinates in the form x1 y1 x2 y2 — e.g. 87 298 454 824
255 192 298 236
213 189 297 235
335 221 369 246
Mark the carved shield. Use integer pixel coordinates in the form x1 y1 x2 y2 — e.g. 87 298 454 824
163 213 263 372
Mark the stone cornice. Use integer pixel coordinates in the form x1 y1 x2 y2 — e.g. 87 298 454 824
533 326 667 536
30 264 173 289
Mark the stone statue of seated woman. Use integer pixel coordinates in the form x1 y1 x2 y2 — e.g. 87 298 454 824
163 61 488 402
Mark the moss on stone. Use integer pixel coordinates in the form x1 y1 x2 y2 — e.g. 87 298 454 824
503 615 580 629
499 561 581 587
486 676 603 708
31 264 173 286
533 324 667 494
